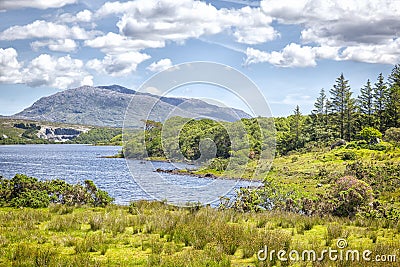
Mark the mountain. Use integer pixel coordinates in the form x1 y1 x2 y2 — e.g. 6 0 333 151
13 85 251 127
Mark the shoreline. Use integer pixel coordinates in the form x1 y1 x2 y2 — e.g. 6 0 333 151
155 168 263 184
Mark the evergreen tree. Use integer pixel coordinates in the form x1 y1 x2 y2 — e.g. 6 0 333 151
373 73 389 132
357 79 374 127
386 64 400 128
310 89 330 141
330 74 355 141
292 105 303 149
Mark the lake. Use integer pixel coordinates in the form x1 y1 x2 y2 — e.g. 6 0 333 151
0 144 261 206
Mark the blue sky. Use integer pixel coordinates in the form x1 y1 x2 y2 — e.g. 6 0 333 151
0 0 398 117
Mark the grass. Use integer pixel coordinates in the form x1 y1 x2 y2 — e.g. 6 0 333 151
0 202 399 266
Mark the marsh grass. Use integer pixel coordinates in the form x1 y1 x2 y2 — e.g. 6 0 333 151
1 202 399 266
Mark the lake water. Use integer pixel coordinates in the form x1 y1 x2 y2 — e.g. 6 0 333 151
0 144 261 206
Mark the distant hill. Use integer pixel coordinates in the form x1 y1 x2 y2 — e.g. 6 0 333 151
13 85 251 127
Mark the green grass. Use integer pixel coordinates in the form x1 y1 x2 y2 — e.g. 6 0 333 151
0 202 399 266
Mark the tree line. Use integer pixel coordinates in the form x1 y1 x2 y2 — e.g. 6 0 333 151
279 64 400 153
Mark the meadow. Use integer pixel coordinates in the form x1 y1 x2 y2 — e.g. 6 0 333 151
0 201 399 267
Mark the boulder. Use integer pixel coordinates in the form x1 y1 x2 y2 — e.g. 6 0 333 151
330 139 346 149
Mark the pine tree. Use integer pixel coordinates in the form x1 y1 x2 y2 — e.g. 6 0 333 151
373 73 389 132
310 89 330 141
357 79 374 127
386 64 400 128
291 105 303 149
330 74 355 141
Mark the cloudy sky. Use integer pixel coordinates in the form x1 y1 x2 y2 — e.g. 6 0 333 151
0 0 399 117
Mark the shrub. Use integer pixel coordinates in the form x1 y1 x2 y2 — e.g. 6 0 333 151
341 151 357 160
384 127 400 145
357 127 382 143
0 174 113 208
331 176 373 217
10 189 50 208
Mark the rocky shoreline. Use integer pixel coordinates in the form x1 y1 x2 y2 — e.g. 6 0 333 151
154 168 263 184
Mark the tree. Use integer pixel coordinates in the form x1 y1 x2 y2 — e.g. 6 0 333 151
386 65 400 128
330 74 356 141
309 89 331 142
357 79 375 127
291 105 303 149
373 73 390 132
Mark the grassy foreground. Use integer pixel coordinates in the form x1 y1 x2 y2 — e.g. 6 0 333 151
0 201 398 267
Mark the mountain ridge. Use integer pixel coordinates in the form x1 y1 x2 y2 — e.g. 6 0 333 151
13 85 251 127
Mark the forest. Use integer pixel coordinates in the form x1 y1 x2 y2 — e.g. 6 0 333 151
122 64 400 221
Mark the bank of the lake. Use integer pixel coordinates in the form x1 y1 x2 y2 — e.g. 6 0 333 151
0 144 260 206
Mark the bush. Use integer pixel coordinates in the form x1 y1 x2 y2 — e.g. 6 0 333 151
384 127 400 145
10 189 50 208
341 151 357 160
331 176 373 217
357 127 382 143
0 174 113 208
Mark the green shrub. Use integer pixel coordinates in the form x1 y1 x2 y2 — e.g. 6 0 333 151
341 151 357 160
357 127 382 143
384 127 400 145
0 174 113 208
331 176 373 217
10 189 50 208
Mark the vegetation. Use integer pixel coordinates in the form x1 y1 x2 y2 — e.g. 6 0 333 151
1 66 400 266
69 128 122 145
0 118 121 145
0 201 399 266
0 174 113 208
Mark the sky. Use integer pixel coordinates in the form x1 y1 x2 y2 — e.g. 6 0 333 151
0 0 399 117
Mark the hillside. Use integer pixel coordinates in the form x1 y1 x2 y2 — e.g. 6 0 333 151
13 85 251 127
0 118 121 145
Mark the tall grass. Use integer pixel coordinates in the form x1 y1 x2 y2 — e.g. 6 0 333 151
0 202 399 266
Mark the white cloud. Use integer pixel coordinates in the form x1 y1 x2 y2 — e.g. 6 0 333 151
96 0 277 45
0 48 92 89
144 86 161 94
86 52 151 76
31 39 78 52
0 20 97 41
76 10 93 22
58 9 93 23
245 44 341 67
84 32 165 54
260 0 400 65
21 54 93 89
0 0 76 10
0 48 22 83
147 58 173 72
340 40 400 65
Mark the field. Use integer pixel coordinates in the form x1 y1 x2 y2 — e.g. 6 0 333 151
0 201 399 267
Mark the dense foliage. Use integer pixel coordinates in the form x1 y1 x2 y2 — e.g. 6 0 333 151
69 128 122 145
124 117 275 164
0 174 113 208
276 64 400 154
